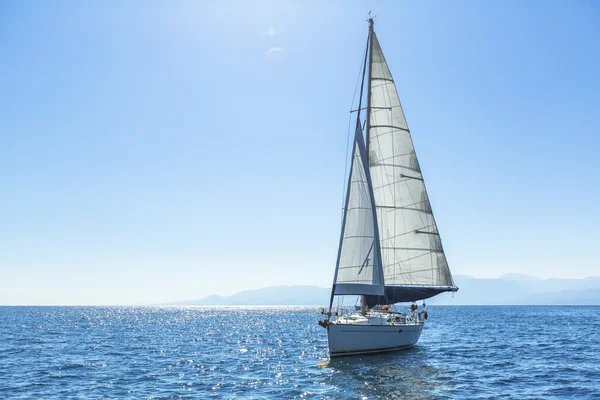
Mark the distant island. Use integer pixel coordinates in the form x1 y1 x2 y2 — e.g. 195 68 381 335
165 275 600 306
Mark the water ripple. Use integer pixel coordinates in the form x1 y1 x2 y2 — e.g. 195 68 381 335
0 306 599 398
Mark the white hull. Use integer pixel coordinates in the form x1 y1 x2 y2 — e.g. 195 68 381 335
326 313 424 357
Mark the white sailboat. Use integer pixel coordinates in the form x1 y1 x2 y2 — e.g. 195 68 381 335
319 17 458 357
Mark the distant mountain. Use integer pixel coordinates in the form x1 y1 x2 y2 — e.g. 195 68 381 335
499 273 542 281
167 285 330 306
428 275 600 305
167 276 600 306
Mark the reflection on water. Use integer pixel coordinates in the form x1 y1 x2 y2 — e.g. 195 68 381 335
327 347 447 399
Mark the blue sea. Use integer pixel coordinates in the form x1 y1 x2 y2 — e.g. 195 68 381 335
1 306 599 399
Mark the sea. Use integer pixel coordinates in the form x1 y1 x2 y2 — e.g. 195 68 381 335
1 306 599 399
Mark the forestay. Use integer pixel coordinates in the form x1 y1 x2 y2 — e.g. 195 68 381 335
366 32 456 303
331 124 384 297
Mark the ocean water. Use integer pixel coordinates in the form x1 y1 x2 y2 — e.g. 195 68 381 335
1 306 599 399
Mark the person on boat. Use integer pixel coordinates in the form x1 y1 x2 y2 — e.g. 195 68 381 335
410 302 418 318
381 304 392 312
419 303 428 321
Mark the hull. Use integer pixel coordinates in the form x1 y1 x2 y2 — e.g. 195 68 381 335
327 321 423 357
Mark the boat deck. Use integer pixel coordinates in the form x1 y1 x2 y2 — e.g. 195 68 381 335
333 311 423 327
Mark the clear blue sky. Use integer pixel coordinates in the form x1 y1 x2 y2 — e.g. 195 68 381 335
1 1 598 305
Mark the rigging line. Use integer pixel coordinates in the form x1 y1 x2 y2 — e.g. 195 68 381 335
388 267 445 277
355 27 370 129
384 252 439 269
330 31 372 312
341 39 370 222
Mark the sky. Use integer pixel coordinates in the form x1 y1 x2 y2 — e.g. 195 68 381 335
1 0 599 305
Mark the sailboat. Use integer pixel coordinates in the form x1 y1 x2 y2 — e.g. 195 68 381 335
319 17 458 357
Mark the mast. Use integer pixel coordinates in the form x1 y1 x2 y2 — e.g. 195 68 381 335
365 17 374 157
356 17 372 312
360 17 375 312
328 20 384 313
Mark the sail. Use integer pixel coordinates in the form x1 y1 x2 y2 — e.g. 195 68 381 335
332 124 384 297
366 32 457 303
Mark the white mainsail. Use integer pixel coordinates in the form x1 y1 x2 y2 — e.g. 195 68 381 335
331 124 384 297
367 32 456 302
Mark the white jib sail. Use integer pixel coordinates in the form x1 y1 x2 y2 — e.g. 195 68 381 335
332 125 385 296
367 32 455 289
